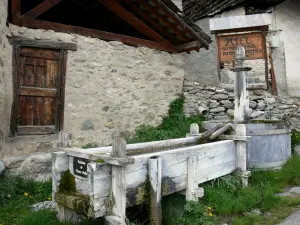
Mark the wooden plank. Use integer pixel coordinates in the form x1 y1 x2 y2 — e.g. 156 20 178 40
269 46 278 96
136 0 189 42
52 152 68 173
63 148 134 166
186 156 199 201
19 86 57 97
97 0 176 49
217 32 264 62
148 156 162 225
122 0 180 44
11 0 21 22
106 131 127 224
10 38 77 51
59 50 67 131
210 123 232 140
177 41 201 53
17 125 56 135
22 0 63 19
219 135 251 141
20 47 60 60
12 18 176 53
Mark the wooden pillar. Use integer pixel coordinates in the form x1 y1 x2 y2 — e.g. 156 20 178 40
105 131 127 225
186 123 200 137
148 156 162 225
236 124 251 188
186 156 204 201
231 46 251 124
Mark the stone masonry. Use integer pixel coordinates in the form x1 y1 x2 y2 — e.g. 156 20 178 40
0 24 185 158
183 80 300 121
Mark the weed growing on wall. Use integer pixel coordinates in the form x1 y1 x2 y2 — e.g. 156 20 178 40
128 96 205 143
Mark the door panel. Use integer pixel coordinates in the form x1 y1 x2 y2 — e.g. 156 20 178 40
16 47 61 135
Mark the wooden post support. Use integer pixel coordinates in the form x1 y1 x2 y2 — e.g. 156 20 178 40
235 124 251 188
231 46 251 123
186 123 200 137
186 156 204 201
105 131 127 225
148 156 162 225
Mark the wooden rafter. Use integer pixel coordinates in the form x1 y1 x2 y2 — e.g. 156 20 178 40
11 0 21 22
22 0 63 19
157 0 209 49
176 41 201 53
13 17 176 53
96 0 175 49
122 0 182 44
136 0 190 42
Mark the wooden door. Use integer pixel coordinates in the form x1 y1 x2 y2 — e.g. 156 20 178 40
15 47 63 135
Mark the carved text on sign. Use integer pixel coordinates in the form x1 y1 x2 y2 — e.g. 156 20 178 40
217 32 264 62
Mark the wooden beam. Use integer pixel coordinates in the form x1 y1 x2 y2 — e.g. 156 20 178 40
11 0 21 22
9 38 77 51
12 17 176 53
176 41 201 53
19 86 57 97
96 0 175 49
22 0 63 19
136 0 189 42
123 0 180 44
157 0 209 49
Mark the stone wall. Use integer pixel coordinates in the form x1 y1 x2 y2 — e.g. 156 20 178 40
0 0 12 138
3 24 184 153
183 80 300 121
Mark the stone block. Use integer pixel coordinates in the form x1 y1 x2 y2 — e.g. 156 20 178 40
211 94 228 100
249 101 257 109
250 111 265 118
226 109 234 118
3 156 25 169
210 107 226 113
265 97 276 104
208 102 219 109
220 100 234 109
81 119 94 131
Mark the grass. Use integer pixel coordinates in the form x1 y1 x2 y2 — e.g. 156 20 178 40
127 96 205 143
291 129 300 153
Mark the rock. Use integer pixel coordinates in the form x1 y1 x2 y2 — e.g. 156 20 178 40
227 109 234 118
282 99 294 105
295 146 300 156
208 102 219 109
249 101 257 109
211 94 228 100
7 153 52 181
216 88 227 94
257 100 266 110
289 187 300 194
253 90 266 96
250 111 265 118
277 104 291 110
220 100 234 109
214 115 230 121
210 107 226 113
276 192 292 197
244 208 262 216
205 86 216 92
0 160 5 176
183 80 194 87
81 119 94 130
189 88 199 94
3 156 25 169
266 97 276 104
31 201 56 211
250 95 264 101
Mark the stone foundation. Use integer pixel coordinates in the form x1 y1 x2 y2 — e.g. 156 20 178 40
183 80 300 121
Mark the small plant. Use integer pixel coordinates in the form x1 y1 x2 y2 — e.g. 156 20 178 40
128 96 205 143
291 129 300 153
175 201 216 225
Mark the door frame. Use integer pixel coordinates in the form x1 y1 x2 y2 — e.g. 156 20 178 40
9 39 75 136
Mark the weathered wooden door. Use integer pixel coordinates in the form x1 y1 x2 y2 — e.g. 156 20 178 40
14 47 63 135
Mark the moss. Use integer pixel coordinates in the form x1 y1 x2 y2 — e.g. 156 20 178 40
105 186 116 215
250 119 285 124
96 158 105 164
82 142 100 149
55 192 91 216
58 170 76 194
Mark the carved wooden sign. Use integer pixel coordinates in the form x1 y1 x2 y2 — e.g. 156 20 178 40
73 157 90 178
217 32 264 62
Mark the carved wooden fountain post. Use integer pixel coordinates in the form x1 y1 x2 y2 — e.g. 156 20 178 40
231 46 252 188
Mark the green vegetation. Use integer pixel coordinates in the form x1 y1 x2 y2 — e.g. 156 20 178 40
128 96 205 143
291 129 300 153
58 170 76 194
